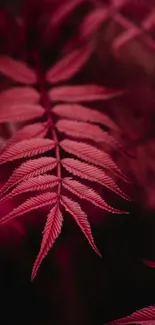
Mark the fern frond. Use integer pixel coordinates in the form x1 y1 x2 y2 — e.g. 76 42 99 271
0 56 37 84
0 103 44 123
62 177 127 214
53 104 119 132
106 305 155 325
51 0 87 28
0 48 129 279
0 175 59 203
0 87 40 105
79 8 108 39
60 139 128 181
60 195 101 256
49 85 124 102
62 158 130 200
46 44 94 83
31 204 63 281
0 138 55 165
0 192 57 224
0 157 57 196
3 122 47 149
56 119 109 142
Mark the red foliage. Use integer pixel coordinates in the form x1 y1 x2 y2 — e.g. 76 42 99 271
107 305 155 325
0 0 130 280
0 1 155 325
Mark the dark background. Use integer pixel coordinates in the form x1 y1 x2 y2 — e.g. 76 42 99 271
1 204 155 325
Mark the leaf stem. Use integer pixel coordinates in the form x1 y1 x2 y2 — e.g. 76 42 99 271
33 52 62 196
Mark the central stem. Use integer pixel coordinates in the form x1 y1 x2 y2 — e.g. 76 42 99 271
34 52 62 195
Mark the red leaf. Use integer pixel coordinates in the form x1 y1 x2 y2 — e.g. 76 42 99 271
31 203 63 280
0 175 59 203
62 158 130 200
49 85 124 102
0 157 57 196
0 87 40 105
79 8 107 39
0 192 57 224
0 103 44 122
56 119 108 142
46 45 93 84
106 305 155 325
3 122 48 149
53 104 119 132
51 0 87 27
112 29 138 55
62 178 127 214
142 259 155 268
60 195 101 256
61 139 128 181
0 138 55 165
0 56 37 84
